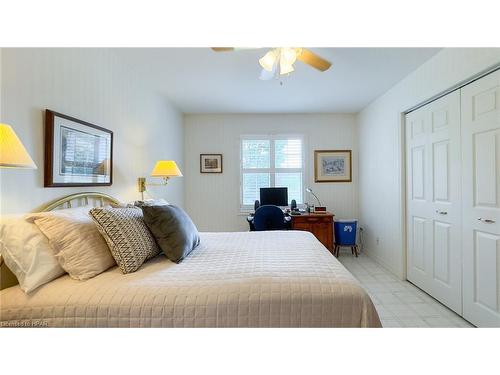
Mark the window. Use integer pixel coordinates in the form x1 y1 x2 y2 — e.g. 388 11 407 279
241 136 304 210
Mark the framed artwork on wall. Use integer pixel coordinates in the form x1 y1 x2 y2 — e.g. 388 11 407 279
200 154 223 173
44 109 113 187
314 150 352 182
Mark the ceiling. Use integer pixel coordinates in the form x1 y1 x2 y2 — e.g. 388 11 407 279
114 48 441 113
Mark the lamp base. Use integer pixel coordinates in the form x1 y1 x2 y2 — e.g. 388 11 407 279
138 177 146 191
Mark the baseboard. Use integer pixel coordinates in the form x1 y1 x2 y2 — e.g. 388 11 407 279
363 249 405 280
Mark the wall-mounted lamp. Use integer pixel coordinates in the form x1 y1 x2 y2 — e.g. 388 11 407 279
138 160 182 200
0 123 37 169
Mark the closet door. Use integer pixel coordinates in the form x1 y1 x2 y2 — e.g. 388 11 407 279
461 69 500 327
406 91 462 314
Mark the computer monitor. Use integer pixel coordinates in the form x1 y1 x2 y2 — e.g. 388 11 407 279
260 187 288 206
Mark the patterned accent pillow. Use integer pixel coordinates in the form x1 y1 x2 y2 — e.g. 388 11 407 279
89 207 160 273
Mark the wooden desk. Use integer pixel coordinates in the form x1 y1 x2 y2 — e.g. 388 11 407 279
291 212 334 252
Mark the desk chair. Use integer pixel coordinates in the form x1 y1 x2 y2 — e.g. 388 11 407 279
250 205 291 231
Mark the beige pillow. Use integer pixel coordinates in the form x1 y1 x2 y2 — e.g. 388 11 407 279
28 206 116 280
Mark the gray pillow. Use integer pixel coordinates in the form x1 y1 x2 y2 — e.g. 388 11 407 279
141 205 200 263
134 199 169 207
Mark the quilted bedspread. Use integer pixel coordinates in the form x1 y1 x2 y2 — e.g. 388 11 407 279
0 231 381 327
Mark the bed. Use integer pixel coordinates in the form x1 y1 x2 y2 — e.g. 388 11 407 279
0 193 381 328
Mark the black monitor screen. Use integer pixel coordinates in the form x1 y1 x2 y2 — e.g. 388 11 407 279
260 187 288 206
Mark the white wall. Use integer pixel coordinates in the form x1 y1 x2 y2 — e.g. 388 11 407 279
184 114 358 231
0 48 184 214
357 48 500 278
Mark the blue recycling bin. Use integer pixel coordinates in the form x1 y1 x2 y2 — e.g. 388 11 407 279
334 220 357 246
334 220 358 257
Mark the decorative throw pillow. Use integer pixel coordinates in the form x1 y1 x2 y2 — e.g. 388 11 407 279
28 206 116 280
0 215 65 293
89 207 160 273
141 205 200 263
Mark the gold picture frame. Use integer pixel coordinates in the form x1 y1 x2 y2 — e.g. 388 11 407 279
314 150 352 183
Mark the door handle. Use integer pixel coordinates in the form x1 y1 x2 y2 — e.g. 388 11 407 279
435 210 448 215
477 218 496 224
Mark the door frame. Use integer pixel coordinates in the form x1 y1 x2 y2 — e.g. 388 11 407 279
400 62 500 282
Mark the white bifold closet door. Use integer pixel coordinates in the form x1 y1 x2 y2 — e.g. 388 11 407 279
406 91 462 314
461 69 500 327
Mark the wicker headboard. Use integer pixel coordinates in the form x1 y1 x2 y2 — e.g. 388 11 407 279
0 192 120 290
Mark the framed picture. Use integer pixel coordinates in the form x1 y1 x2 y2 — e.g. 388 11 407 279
200 154 223 173
44 110 113 187
314 150 352 183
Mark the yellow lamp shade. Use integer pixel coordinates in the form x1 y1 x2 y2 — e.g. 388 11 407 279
0 124 37 169
151 160 182 177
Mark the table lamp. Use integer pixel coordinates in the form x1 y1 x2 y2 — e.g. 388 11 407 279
0 123 37 169
306 187 321 206
138 160 182 200
306 187 327 213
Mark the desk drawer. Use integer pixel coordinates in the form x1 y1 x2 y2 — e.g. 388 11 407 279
294 216 332 224
292 222 312 232
291 215 334 251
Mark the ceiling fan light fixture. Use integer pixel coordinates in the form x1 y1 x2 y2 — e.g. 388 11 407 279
212 46 332 79
279 62 295 75
280 48 298 66
259 68 274 81
259 49 278 72
279 47 298 75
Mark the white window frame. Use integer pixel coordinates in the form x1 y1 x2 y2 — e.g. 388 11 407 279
240 134 306 212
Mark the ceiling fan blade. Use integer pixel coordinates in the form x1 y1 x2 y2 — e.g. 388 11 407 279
296 48 332 71
211 47 235 52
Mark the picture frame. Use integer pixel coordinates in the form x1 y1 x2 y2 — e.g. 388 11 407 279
314 150 352 183
44 110 113 187
200 154 223 173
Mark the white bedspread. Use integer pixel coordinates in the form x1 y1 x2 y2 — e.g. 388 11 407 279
0 231 381 327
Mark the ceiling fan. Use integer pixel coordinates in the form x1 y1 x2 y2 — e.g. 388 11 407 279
211 47 332 80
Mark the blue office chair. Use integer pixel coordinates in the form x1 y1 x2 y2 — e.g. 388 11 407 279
251 205 291 231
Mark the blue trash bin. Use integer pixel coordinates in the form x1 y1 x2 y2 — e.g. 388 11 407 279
334 220 358 257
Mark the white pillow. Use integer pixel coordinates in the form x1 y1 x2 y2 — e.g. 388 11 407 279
0 215 65 293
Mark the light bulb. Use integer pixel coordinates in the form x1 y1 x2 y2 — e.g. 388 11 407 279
259 49 278 72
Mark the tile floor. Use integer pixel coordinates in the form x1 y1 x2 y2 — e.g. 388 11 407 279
337 252 474 328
